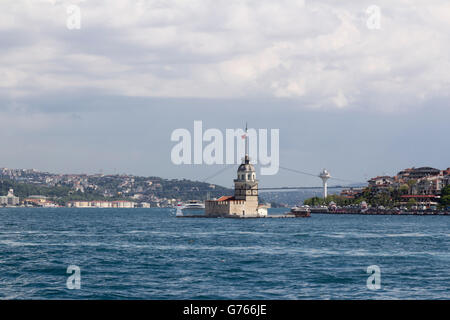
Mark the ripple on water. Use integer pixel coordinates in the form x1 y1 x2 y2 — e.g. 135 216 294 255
0 208 448 299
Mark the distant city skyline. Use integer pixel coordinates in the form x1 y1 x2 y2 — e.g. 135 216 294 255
1 1 449 187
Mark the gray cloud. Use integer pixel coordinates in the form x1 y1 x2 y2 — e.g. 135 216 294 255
0 1 449 186
2 0 450 109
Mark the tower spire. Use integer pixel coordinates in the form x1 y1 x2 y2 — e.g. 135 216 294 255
244 122 249 164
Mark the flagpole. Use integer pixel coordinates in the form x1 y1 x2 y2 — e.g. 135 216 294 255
245 123 249 163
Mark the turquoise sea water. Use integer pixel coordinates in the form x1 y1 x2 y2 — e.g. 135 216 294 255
0 208 449 299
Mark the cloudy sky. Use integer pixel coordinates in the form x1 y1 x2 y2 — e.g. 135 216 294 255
1 0 449 188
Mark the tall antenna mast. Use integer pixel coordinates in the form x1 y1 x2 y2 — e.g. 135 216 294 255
245 122 248 157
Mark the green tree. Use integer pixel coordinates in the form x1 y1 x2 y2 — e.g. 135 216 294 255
441 185 450 196
440 186 450 207
303 196 324 206
399 184 409 195
407 198 417 208
441 195 450 207
406 179 417 194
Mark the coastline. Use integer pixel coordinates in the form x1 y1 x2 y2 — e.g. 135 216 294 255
1 206 449 216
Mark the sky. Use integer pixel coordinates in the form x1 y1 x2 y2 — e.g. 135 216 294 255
1 0 449 188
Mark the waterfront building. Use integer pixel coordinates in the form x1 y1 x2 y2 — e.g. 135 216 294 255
444 175 450 188
400 195 440 206
67 201 91 208
365 166 450 199
412 175 444 195
90 201 112 208
139 202 151 208
111 200 135 208
368 176 394 188
340 187 365 199
66 200 136 208
24 196 57 207
205 126 268 218
0 189 20 206
397 167 440 181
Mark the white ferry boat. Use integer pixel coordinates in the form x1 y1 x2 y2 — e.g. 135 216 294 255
177 200 205 216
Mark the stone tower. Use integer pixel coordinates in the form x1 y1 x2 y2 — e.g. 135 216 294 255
204 124 267 218
234 125 258 201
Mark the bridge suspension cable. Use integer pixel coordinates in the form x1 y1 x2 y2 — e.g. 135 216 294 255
201 164 235 183
279 166 319 178
279 165 361 184
201 164 363 188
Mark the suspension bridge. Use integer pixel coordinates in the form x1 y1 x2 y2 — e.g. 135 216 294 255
201 164 365 191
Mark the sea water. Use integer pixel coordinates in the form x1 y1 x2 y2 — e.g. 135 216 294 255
0 208 448 299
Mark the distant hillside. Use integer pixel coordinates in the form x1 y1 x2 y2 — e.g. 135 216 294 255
0 179 73 199
0 168 232 205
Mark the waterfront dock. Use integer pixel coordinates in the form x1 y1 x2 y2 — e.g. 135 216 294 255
177 214 300 219
311 210 449 216
177 211 449 218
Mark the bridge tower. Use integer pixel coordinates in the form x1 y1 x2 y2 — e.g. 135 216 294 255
319 169 331 199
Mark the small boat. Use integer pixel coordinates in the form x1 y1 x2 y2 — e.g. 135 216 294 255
287 205 311 218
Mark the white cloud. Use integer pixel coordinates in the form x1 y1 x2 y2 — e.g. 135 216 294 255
1 0 449 112
332 91 349 108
